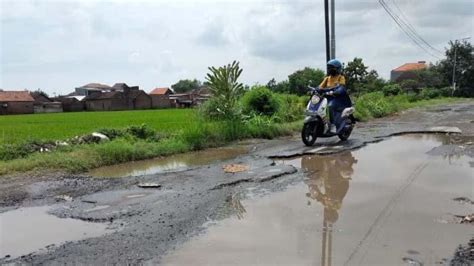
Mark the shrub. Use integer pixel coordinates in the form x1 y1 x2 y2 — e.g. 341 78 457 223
125 124 157 140
205 61 245 120
275 94 306 122
241 86 280 116
382 84 402 96
419 88 441 99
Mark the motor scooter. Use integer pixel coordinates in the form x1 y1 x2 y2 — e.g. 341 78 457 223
301 86 355 146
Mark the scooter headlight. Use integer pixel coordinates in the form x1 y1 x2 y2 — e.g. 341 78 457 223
311 95 320 105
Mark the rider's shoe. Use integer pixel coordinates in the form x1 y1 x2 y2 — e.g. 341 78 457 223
330 124 337 134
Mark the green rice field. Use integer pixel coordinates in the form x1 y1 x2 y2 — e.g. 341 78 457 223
0 109 196 144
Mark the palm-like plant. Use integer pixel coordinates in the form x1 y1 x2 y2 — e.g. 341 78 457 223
205 61 244 119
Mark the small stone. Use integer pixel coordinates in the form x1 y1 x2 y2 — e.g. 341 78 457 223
137 183 161 188
55 195 73 202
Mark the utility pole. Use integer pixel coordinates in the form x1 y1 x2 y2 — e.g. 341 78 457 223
330 0 335 59
324 0 330 64
452 37 471 95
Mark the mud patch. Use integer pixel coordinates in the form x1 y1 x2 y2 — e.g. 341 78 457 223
0 206 110 259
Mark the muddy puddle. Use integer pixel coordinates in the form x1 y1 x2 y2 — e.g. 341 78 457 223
0 206 110 259
88 146 248 178
162 134 473 265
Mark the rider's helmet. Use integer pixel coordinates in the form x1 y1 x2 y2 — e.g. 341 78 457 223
327 59 342 76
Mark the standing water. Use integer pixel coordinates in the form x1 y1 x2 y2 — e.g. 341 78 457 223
161 134 473 265
88 146 248 178
0 206 110 258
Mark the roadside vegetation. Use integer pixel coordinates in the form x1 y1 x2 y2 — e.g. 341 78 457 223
0 40 472 175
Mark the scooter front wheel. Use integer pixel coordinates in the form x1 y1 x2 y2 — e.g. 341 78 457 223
338 126 353 141
302 123 318 146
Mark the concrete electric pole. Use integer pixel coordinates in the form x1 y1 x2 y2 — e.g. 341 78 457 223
330 0 335 59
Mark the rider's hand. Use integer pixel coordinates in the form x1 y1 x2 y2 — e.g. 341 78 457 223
327 91 334 96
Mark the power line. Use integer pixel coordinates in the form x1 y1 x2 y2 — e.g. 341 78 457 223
388 0 444 54
379 0 442 59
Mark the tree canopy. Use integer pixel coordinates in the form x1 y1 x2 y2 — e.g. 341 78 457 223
171 79 201 93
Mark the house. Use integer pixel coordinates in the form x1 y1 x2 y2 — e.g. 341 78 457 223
83 83 151 111
390 61 427 82
149 87 174 108
0 90 35 115
52 97 85 112
169 86 211 108
30 91 63 113
74 83 112 96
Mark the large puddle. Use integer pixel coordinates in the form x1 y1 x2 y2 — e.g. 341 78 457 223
88 146 248 178
162 135 473 265
0 206 110 258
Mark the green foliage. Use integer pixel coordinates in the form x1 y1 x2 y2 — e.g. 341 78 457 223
125 124 157 140
288 67 325 95
171 79 201 93
419 88 441 99
267 79 290 93
205 61 245 120
275 94 306 122
382 84 402 96
438 40 473 94
241 86 280 116
400 79 422 93
344 57 386 95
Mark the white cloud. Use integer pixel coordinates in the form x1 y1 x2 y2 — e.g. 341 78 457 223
1 0 473 95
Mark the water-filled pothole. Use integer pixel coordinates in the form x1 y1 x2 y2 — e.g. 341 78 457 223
162 134 473 265
88 146 248 178
0 206 110 258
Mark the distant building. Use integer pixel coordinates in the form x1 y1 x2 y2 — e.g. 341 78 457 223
52 97 85 112
0 90 35 115
149 87 174 108
30 91 63 113
83 83 151 111
74 83 113 96
390 61 427 82
169 86 211 108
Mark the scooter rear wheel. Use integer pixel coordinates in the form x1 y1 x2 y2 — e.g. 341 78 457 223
338 126 353 141
302 123 318 146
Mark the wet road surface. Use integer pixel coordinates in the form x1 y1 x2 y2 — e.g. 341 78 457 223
161 135 473 265
0 101 473 265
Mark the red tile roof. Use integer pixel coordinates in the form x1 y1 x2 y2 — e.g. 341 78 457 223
392 62 427 72
149 87 171 95
0 91 35 102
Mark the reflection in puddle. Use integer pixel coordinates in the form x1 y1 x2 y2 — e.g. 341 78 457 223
88 146 247 178
0 206 110 258
162 134 473 265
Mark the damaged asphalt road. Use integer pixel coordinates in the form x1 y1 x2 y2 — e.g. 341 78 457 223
1 101 473 265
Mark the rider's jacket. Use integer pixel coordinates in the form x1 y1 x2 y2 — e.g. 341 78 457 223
319 74 346 89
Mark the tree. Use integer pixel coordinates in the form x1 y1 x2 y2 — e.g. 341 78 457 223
205 61 244 119
437 40 473 97
288 67 325 95
344 58 386 94
344 57 368 94
171 79 201 93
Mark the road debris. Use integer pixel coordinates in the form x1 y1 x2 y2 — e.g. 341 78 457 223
137 183 162 188
454 214 474 224
55 195 73 202
223 164 249 173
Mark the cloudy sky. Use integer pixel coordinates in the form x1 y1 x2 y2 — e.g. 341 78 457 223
1 0 472 95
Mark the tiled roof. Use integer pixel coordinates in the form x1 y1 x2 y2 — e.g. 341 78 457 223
392 62 427 72
0 91 35 102
149 87 172 95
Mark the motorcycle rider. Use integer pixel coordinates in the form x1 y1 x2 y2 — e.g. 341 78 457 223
318 59 352 133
